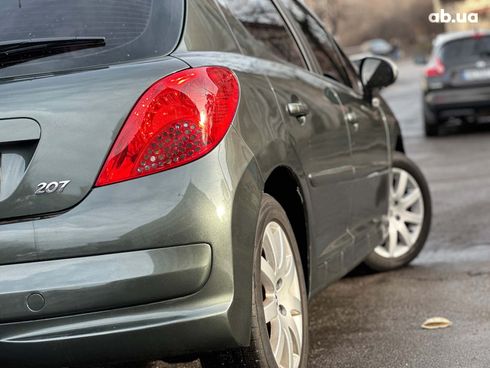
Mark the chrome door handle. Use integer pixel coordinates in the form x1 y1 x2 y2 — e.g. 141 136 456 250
345 111 359 133
287 102 310 118
345 111 358 124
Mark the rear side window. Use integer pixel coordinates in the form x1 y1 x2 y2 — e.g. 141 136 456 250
0 0 184 78
217 0 305 68
441 36 490 67
280 0 351 86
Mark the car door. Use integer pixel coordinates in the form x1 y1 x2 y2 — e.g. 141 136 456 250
269 69 355 287
331 41 390 248
277 0 389 260
215 0 355 288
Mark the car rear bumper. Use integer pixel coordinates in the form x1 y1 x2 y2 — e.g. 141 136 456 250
0 129 262 367
0 244 212 323
425 85 490 119
0 280 235 367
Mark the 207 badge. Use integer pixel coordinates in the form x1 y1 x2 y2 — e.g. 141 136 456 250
35 180 71 195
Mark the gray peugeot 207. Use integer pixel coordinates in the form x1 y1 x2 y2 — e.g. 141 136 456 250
0 1 432 367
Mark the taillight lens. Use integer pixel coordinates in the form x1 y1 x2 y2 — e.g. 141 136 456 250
424 57 445 78
95 66 239 187
473 32 483 40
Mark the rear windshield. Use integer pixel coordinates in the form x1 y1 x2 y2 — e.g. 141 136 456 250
0 0 184 79
441 36 490 67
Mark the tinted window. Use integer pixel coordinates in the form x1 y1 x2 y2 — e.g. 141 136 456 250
441 36 490 67
331 39 364 94
217 0 305 67
0 0 184 78
280 0 350 85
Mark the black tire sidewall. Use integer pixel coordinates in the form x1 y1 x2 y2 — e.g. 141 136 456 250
252 194 309 368
425 121 439 137
364 153 432 271
424 103 439 137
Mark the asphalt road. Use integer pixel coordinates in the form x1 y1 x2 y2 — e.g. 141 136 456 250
160 61 490 368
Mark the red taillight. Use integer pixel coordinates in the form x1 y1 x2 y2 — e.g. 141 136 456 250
424 57 445 78
95 66 239 187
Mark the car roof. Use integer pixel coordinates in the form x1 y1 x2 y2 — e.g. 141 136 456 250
433 30 490 48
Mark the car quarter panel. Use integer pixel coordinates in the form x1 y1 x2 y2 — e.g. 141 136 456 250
0 126 262 366
172 55 353 296
0 1 269 364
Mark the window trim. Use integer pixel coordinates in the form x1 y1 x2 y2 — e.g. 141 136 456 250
268 0 309 69
330 37 364 96
273 0 361 93
269 0 316 72
215 0 308 69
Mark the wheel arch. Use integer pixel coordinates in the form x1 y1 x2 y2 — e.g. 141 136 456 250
395 134 405 153
263 166 311 292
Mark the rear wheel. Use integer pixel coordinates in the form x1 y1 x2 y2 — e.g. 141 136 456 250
364 153 431 271
200 194 309 368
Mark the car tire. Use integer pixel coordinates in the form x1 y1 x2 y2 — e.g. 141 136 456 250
425 121 439 137
200 194 309 368
424 105 439 137
364 153 431 272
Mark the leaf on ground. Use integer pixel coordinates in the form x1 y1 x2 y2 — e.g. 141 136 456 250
421 317 453 330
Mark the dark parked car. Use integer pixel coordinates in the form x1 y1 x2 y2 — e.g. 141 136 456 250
423 30 490 136
0 1 431 367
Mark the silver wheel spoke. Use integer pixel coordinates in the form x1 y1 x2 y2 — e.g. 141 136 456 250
264 230 279 270
375 167 424 259
281 255 295 290
263 298 278 323
395 170 408 198
293 354 301 368
401 188 421 209
261 256 276 293
283 326 294 368
388 220 398 257
286 296 302 317
271 319 285 361
400 210 423 224
285 310 302 348
276 230 288 277
396 221 413 246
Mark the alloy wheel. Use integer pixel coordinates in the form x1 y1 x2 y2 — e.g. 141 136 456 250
375 167 424 259
260 222 303 368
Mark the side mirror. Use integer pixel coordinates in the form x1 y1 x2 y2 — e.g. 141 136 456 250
359 56 398 100
349 53 372 74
